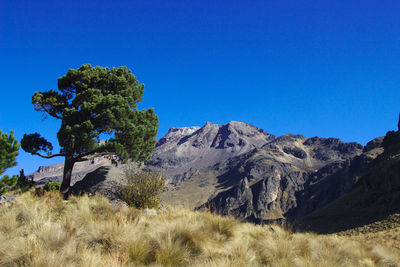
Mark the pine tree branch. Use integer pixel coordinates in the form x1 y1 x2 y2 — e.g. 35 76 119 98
40 105 63 120
32 152 65 159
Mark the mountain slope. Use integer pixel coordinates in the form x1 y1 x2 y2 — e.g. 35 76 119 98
296 129 400 234
199 134 363 222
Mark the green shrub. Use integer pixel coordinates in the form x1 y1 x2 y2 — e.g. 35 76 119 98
0 175 18 195
44 181 61 192
0 169 36 195
0 129 21 195
119 167 165 209
16 169 35 192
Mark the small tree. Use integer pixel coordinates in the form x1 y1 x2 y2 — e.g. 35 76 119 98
21 64 158 196
0 130 19 175
0 130 20 195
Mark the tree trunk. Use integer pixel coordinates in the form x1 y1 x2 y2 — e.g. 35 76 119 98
60 157 75 198
398 112 400 132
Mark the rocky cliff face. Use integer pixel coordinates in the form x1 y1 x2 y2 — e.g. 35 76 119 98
199 134 364 223
286 137 384 220
28 156 113 185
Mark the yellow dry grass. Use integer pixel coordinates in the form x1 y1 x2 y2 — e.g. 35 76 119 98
0 192 398 267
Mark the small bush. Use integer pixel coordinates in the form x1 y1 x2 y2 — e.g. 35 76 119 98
0 174 18 195
119 167 165 209
16 169 35 192
0 169 36 195
43 181 61 192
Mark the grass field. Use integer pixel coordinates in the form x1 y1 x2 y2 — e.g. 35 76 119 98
0 192 398 267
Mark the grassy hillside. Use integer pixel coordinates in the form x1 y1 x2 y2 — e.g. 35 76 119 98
337 213 400 254
0 192 398 266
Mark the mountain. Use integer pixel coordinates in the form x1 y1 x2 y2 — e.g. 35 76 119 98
28 120 367 223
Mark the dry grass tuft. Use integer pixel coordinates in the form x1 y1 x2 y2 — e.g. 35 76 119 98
0 191 398 266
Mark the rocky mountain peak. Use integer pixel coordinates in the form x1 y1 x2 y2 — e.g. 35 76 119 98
155 126 200 148
148 121 275 181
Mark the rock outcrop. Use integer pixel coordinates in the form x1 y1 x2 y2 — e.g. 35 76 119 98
295 133 400 234
199 134 364 223
28 156 114 185
68 166 125 201
0 195 18 205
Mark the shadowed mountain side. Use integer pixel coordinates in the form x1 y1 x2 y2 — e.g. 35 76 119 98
295 133 400 234
286 137 384 221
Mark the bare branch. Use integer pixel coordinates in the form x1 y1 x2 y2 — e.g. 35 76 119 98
32 152 65 159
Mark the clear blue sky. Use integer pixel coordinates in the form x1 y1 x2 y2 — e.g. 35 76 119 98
1 0 399 175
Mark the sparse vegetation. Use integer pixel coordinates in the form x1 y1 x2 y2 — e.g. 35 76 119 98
44 181 61 191
119 166 165 209
0 192 398 266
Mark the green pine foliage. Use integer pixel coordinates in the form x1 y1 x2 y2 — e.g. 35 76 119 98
21 64 159 194
0 130 19 176
16 169 36 192
0 175 18 195
0 130 20 195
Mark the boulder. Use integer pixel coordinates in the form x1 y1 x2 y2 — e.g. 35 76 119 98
68 166 126 201
0 195 17 205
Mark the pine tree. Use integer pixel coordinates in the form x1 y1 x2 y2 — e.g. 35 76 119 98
22 64 158 196
0 130 20 195
0 130 19 176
